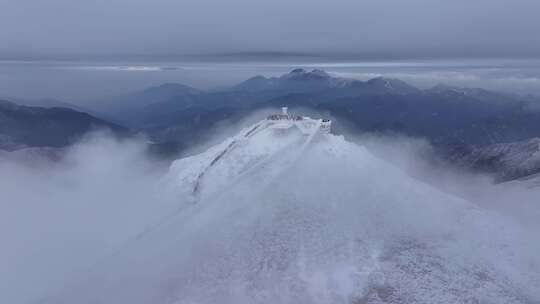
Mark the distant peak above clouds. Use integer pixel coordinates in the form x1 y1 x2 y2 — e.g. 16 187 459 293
233 69 422 95
281 68 331 80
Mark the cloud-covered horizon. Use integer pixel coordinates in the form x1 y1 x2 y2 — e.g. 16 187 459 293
1 0 540 59
4 59 540 103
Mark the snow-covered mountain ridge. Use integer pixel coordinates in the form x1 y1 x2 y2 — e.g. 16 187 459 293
443 138 540 182
40 111 540 304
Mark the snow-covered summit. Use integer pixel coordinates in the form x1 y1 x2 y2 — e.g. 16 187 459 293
169 107 332 198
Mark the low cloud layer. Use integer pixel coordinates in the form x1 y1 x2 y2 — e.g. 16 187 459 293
0 133 183 303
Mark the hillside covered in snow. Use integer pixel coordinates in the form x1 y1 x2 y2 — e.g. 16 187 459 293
34 111 540 304
440 138 540 182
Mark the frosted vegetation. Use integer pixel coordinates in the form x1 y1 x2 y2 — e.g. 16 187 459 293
1 121 539 303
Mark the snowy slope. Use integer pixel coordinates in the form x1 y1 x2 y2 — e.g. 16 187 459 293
39 118 540 304
444 138 540 182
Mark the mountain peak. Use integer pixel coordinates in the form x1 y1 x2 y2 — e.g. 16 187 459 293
281 68 331 80
247 75 267 81
290 68 307 74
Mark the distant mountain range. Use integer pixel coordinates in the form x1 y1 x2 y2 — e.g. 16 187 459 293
438 137 540 182
0 100 127 151
2 68 540 182
90 68 540 147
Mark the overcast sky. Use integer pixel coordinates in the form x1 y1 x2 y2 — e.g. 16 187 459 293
1 0 540 60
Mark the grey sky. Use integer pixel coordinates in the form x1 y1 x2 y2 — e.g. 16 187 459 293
1 0 539 59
